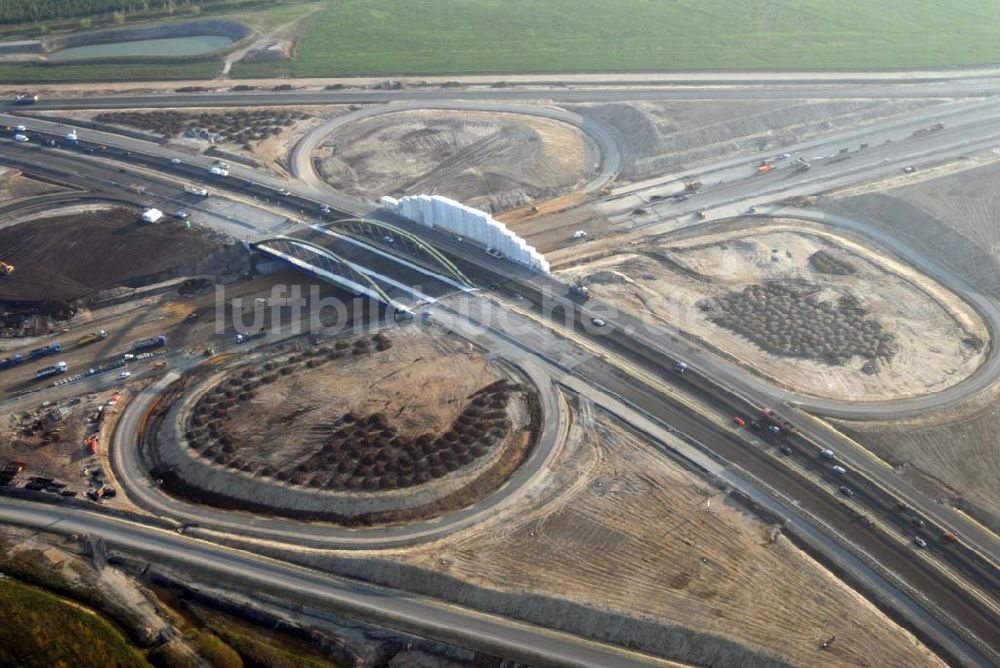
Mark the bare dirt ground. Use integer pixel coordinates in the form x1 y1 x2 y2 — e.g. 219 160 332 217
54 105 350 175
377 408 943 667
830 379 1000 531
825 156 1000 300
558 221 987 401
569 98 942 183
0 170 67 200
314 109 597 213
150 325 537 520
0 205 243 303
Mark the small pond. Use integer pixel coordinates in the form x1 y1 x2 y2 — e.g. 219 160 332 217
49 34 232 62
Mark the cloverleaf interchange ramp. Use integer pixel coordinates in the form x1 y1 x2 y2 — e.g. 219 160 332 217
1 80 999 665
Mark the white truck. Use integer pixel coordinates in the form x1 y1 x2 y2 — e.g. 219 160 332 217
141 208 164 223
184 185 209 197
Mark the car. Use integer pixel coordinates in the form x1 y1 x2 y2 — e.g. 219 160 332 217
174 211 188 219
903 166 916 174
123 353 135 360
278 188 291 196
591 317 606 327
13 134 28 142
486 248 504 259
455 236 464 243
673 361 688 374
749 419 762 431
779 445 793 456
169 158 181 165
767 424 782 435
820 448 835 459
14 124 26 132
838 486 854 498
246 179 257 186
780 153 792 159
832 465 847 474
733 415 746 428
911 516 926 528
382 235 395 244
673 194 689 202
913 536 927 548
154 360 167 369
745 205 757 213
117 371 131 380
319 204 331 213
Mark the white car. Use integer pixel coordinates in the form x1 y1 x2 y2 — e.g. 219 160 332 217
118 371 131 380
170 158 181 165
913 536 927 548
14 124 26 132
832 465 847 474
13 134 28 142
591 317 607 327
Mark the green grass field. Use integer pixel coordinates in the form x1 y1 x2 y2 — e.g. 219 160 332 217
0 578 149 668
290 0 1000 75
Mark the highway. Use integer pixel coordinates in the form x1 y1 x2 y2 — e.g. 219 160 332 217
1 89 999 665
0 497 675 668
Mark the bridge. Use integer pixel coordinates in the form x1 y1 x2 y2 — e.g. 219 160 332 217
251 236 402 309
316 218 474 288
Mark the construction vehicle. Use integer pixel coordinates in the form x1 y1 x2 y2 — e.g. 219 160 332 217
35 361 67 381
0 261 13 275
184 184 209 197
0 354 23 370
684 180 702 192
132 335 166 351
568 281 592 302
760 408 794 436
29 343 61 360
756 163 775 175
792 157 811 172
76 330 108 346
12 92 38 105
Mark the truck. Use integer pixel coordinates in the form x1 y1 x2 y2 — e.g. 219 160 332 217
209 164 229 177
568 282 592 302
184 185 209 197
29 343 61 360
36 361 67 381
760 407 795 436
13 92 38 105
76 330 108 346
756 163 775 175
0 353 23 370
141 207 164 223
132 335 166 351
792 157 812 172
684 180 703 192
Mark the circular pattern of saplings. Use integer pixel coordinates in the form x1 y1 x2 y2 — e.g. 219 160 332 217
94 109 310 146
710 282 896 365
808 250 856 276
186 339 520 491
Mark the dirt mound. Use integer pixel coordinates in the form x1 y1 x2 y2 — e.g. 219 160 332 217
0 207 244 303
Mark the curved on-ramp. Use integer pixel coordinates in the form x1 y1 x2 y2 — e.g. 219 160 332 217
289 100 623 199
111 357 568 549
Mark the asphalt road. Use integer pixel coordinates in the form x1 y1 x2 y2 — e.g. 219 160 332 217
2 94 999 665
0 497 673 668
9 79 1000 113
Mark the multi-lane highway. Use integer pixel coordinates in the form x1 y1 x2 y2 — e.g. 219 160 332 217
1 84 998 666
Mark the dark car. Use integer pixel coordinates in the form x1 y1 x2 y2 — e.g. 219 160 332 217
779 445 793 456
839 486 854 498
912 516 926 528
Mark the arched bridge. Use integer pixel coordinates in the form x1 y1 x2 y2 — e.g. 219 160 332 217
317 218 474 288
252 236 400 308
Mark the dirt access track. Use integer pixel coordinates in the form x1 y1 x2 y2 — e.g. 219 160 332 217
313 108 598 214
560 219 988 402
